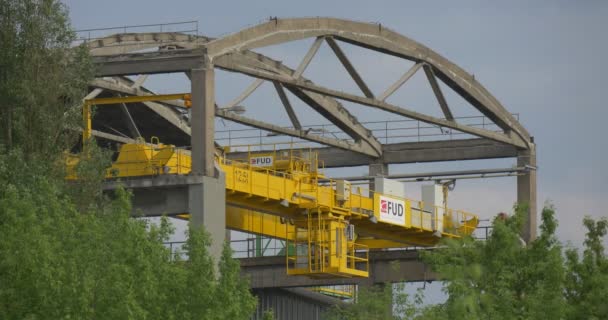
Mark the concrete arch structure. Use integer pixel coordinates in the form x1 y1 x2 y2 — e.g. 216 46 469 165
204 17 531 149
84 17 537 258
87 32 383 157
87 18 533 153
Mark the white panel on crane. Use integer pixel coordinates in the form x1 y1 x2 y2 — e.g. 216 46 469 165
336 180 351 201
421 184 444 236
373 177 405 198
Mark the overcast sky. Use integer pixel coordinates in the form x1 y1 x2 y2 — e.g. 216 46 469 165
64 0 607 248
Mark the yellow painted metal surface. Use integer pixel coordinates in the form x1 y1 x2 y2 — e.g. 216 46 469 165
67 140 191 179
355 238 413 249
108 141 191 177
287 214 369 278
176 208 296 240
311 285 356 299
226 207 296 239
81 93 191 144
68 135 480 278
220 155 478 243
85 93 191 107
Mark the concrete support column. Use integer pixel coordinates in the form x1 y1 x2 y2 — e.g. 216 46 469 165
190 64 216 177
369 162 388 192
517 145 537 243
189 62 226 263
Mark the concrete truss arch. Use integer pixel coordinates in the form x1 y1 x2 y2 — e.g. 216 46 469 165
87 32 383 157
204 17 531 149
85 17 532 156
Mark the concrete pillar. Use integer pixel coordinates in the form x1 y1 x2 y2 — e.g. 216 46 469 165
188 176 226 262
189 62 226 263
517 145 537 243
190 65 216 177
369 162 388 192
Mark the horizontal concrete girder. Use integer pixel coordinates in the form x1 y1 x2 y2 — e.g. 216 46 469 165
227 138 518 168
86 32 206 56
93 48 206 76
240 250 436 288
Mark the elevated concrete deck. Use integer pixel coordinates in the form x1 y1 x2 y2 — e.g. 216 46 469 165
241 250 436 289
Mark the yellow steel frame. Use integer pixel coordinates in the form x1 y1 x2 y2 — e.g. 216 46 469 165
82 93 190 142
178 208 296 240
220 156 478 239
311 285 356 299
286 213 369 278
76 94 480 279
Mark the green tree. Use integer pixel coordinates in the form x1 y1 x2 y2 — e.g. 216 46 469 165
0 1 258 319
320 205 608 320
564 216 608 320
0 152 257 319
0 0 92 159
262 309 275 320
324 284 420 320
329 205 590 320
325 285 393 320
420 205 566 320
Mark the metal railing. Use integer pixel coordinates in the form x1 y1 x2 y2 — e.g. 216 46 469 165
216 114 519 150
164 221 492 262
221 152 478 240
231 237 287 258
473 222 493 240
311 285 356 299
96 138 477 241
165 241 187 261
73 21 199 46
164 238 287 261
286 214 369 277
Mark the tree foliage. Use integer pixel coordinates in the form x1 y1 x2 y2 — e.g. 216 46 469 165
419 204 566 320
325 285 394 320
0 1 257 319
0 147 258 319
0 153 256 318
324 283 420 320
564 217 608 319
328 206 607 320
0 0 92 159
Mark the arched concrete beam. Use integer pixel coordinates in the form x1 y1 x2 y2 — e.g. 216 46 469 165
205 17 531 149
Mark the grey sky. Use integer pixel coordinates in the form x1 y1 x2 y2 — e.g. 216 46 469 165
64 0 607 247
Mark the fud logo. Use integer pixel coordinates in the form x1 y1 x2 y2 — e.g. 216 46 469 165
380 199 404 216
249 156 274 167
378 196 405 226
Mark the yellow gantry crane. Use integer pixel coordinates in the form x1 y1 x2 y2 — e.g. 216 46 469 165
70 93 479 279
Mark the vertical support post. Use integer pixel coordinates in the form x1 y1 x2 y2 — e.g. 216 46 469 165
255 235 262 257
189 61 226 265
82 102 92 147
517 144 537 242
369 162 388 192
190 65 216 177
